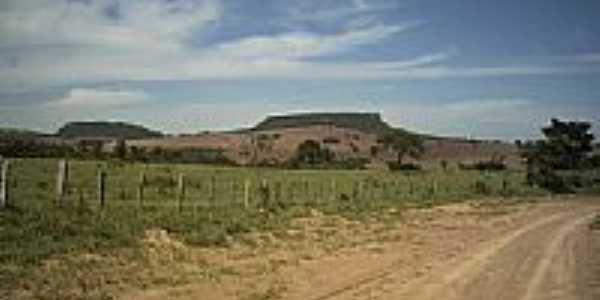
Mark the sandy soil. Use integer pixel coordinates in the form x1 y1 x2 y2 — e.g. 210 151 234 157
121 197 600 300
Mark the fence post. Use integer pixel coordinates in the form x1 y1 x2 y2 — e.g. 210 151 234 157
352 179 361 202
330 178 337 201
98 168 106 209
78 188 85 210
177 173 185 212
260 179 269 209
56 160 69 206
0 160 10 209
209 175 216 206
137 172 146 209
274 181 281 204
303 178 309 203
243 179 250 209
502 177 509 197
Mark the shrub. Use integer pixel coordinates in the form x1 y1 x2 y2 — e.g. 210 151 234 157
288 140 334 167
387 161 421 171
458 160 506 171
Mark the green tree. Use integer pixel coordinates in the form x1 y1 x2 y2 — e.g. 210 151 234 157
378 129 424 164
291 140 334 166
523 118 595 192
540 119 594 169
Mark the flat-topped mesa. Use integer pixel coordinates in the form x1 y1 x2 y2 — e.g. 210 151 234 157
253 112 391 133
57 121 163 139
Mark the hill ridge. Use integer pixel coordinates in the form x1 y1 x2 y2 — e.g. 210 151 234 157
252 112 392 134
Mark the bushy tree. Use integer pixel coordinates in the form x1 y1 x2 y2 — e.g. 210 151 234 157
523 118 595 192
378 129 424 164
290 140 334 167
540 119 594 169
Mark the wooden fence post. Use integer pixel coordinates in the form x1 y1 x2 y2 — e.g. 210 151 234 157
0 160 10 209
303 178 309 202
209 175 216 206
177 173 185 212
260 179 269 209
243 179 250 209
353 180 360 202
274 181 281 204
137 172 146 209
78 188 85 210
330 178 337 201
56 160 69 206
98 169 106 209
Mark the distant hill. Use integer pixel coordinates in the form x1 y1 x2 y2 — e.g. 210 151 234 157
252 112 393 134
57 121 163 139
0 128 44 141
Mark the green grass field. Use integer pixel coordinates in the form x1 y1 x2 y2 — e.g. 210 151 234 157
8 158 540 211
1 158 546 299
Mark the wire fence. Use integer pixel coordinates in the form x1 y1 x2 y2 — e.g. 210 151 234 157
0 158 536 214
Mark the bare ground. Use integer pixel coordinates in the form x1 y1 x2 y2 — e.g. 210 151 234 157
118 197 600 300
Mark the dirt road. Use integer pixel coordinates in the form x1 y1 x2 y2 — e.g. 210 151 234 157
294 201 600 300
386 208 598 300
121 199 600 300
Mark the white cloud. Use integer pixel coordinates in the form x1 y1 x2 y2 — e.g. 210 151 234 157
215 24 407 59
0 0 595 93
0 0 221 50
287 0 397 24
52 88 148 108
572 53 600 63
381 98 600 140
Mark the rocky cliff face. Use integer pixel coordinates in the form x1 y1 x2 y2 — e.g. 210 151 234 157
253 113 391 134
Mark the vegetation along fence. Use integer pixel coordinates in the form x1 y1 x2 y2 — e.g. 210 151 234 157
0 158 541 214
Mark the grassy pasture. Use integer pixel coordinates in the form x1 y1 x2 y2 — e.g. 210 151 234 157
9 159 539 211
1 158 545 299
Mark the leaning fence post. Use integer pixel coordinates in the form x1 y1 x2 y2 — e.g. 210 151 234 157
97 168 106 209
56 160 69 206
0 160 10 209
243 179 251 209
177 173 185 212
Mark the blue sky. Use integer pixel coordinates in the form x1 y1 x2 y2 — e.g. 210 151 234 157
1 0 599 139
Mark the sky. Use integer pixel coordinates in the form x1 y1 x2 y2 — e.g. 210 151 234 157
1 0 600 140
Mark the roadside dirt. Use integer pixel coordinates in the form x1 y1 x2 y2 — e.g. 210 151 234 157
121 197 600 300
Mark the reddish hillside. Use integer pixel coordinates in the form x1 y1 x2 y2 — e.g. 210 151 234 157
129 125 520 168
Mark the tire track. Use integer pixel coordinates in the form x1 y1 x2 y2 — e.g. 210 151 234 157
304 209 578 300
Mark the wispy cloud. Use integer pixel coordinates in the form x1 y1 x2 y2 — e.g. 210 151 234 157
286 0 398 24
214 24 408 59
0 0 221 50
382 98 600 140
51 88 148 108
571 53 600 63
0 0 597 94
